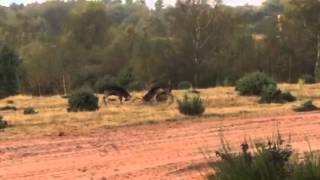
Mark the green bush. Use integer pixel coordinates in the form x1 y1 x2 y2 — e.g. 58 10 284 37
260 85 296 104
178 81 193 90
260 84 283 103
23 107 38 115
235 72 276 96
94 75 120 93
0 116 8 129
210 135 292 180
177 93 205 116
294 100 319 112
68 88 99 112
300 74 315 84
209 135 320 180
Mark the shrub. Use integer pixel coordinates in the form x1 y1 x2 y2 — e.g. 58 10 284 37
0 116 8 129
178 81 193 90
177 93 205 116
23 107 38 115
291 153 320 180
235 72 276 96
260 84 283 103
210 135 292 180
208 134 320 180
94 75 120 93
68 88 99 112
260 85 296 104
300 74 315 84
294 100 319 112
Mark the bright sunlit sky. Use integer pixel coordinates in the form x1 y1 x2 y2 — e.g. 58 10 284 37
0 0 265 7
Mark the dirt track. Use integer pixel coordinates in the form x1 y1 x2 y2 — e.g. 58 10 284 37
1 113 320 180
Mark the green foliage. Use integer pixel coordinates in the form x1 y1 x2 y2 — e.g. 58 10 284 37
23 107 38 115
178 81 193 90
300 74 315 84
260 84 283 103
236 72 276 96
294 100 319 112
210 135 292 180
291 153 320 180
260 85 296 104
0 115 8 129
0 44 20 99
94 75 120 93
209 134 320 180
177 93 205 116
68 88 99 112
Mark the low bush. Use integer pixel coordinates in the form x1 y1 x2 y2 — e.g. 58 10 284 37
0 116 8 129
209 134 320 180
177 93 205 116
68 88 99 112
294 100 319 112
300 74 315 84
23 107 38 115
235 72 276 96
260 85 296 104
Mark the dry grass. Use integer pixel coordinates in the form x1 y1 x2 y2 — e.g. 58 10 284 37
0 84 320 140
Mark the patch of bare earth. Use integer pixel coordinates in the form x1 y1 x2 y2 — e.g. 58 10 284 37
1 113 320 179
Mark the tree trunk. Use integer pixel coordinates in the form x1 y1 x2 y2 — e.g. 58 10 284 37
315 33 320 81
62 74 67 96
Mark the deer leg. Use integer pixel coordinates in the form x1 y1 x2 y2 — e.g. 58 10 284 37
103 96 108 105
119 96 123 104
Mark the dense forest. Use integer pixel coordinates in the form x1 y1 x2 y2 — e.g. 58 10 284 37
0 0 319 96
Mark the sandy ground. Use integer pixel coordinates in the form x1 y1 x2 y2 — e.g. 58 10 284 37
1 113 320 180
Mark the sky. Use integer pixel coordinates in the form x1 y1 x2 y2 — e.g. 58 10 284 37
0 0 265 7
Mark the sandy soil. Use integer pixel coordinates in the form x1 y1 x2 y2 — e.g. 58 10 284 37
1 113 320 180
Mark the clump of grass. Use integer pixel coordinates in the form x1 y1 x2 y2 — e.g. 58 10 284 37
177 93 205 116
259 84 296 104
294 100 319 112
0 116 8 129
23 107 38 115
208 134 320 180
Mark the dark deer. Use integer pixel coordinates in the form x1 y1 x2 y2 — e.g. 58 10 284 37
143 84 172 102
103 86 131 104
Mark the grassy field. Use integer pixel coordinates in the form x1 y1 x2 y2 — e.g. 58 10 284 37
0 83 320 140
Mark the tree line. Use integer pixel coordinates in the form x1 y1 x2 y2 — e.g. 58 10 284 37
0 0 319 97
